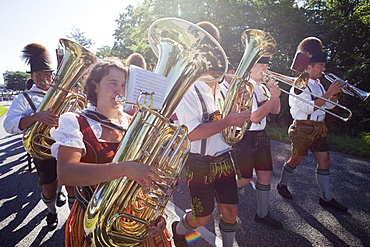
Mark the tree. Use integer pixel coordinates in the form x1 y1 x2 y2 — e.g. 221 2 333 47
108 0 370 133
66 26 95 48
4 72 29 91
301 0 370 135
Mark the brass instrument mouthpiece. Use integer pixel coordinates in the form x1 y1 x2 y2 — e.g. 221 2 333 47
115 94 126 103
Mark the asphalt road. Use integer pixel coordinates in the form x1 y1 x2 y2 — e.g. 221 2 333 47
1 101 369 247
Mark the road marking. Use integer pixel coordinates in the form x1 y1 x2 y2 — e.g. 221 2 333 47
166 200 223 247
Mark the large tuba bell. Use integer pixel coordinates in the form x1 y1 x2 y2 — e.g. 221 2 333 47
221 29 277 145
83 18 227 246
23 39 98 159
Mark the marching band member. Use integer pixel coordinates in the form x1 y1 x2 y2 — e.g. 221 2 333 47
4 43 67 229
277 37 348 212
171 21 251 247
51 58 171 246
233 56 283 229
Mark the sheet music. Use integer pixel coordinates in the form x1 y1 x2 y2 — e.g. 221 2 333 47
126 65 168 110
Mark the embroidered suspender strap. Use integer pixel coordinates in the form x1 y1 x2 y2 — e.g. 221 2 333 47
22 93 37 112
306 85 313 120
23 91 46 112
77 110 127 133
220 90 225 100
194 85 208 156
22 91 46 112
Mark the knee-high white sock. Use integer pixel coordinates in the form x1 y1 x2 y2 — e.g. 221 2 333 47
41 192 57 214
256 182 270 218
176 211 194 236
279 162 295 186
219 218 237 247
316 168 332 201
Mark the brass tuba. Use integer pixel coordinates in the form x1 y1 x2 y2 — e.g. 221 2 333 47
23 39 98 160
83 18 228 246
221 29 277 145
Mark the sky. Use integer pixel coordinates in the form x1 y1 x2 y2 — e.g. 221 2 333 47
0 0 140 85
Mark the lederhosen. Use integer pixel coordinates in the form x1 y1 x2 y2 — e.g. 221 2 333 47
185 86 238 218
23 91 57 186
65 112 171 247
289 84 329 157
233 87 273 179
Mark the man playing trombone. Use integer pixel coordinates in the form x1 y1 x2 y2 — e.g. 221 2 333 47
233 56 283 229
276 37 348 212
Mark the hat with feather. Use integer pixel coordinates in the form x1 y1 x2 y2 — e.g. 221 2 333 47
22 43 53 73
297 37 327 64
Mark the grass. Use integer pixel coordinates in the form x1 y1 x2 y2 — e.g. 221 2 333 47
0 106 8 117
266 123 370 159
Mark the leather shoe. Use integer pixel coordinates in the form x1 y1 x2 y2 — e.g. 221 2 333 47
56 192 67 207
319 198 348 212
171 221 188 247
254 213 283 229
277 184 293 199
46 212 58 229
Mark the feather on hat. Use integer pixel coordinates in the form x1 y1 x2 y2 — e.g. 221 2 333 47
22 43 53 73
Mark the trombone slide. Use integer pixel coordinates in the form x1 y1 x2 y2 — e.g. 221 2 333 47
264 71 352 121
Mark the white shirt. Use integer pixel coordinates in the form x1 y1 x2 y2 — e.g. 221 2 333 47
249 79 270 131
50 105 130 158
289 78 336 121
219 79 230 90
3 85 47 134
174 81 230 156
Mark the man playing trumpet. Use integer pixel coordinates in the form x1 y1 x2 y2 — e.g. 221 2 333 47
277 37 348 212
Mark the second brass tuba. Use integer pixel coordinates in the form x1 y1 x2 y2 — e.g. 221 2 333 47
83 18 228 246
221 29 277 145
23 39 98 159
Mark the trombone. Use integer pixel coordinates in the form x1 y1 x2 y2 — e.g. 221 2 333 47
264 70 353 122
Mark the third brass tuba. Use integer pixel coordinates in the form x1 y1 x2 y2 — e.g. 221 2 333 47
221 29 277 145
23 39 97 159
84 18 228 246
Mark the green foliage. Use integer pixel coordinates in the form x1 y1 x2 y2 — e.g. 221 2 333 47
0 106 8 117
66 26 94 48
4 71 30 91
266 121 370 159
327 132 370 159
98 0 370 135
265 122 291 143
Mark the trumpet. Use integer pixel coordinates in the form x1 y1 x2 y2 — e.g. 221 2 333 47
264 70 353 121
322 72 370 101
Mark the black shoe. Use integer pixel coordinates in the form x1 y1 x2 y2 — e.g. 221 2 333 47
171 221 188 247
254 213 283 229
277 184 293 199
319 198 348 212
46 212 58 229
56 192 67 207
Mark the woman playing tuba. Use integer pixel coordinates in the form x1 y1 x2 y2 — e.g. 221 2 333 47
51 58 170 247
